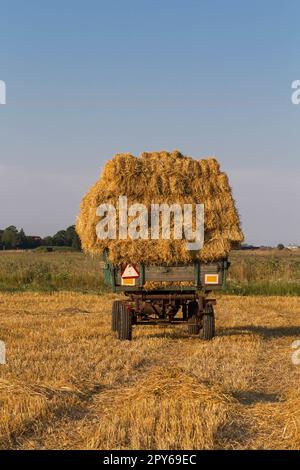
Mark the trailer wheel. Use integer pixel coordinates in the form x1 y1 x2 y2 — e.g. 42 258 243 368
199 304 215 340
187 301 200 335
187 316 200 335
118 304 132 341
111 300 121 332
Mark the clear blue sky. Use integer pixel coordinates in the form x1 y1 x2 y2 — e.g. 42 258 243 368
0 0 299 245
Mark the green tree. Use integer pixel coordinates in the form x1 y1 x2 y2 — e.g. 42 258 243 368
17 228 27 249
52 230 67 246
72 232 81 251
65 225 76 246
43 236 53 246
2 226 18 249
65 225 81 250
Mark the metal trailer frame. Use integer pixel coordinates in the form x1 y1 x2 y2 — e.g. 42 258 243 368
104 257 229 341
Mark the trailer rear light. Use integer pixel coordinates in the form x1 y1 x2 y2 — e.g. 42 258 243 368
204 274 219 285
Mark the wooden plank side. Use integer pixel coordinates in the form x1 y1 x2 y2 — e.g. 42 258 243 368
113 262 226 287
201 262 223 286
145 266 195 282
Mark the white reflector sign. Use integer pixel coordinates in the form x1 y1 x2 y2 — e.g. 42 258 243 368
121 264 140 279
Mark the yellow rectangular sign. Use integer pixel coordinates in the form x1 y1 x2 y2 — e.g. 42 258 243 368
121 278 136 286
204 274 219 285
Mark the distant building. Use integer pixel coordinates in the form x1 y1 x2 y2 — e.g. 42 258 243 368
287 244 299 251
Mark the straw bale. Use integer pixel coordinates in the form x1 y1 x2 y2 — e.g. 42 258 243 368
76 151 243 264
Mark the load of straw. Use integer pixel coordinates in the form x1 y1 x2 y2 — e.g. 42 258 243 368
76 151 243 264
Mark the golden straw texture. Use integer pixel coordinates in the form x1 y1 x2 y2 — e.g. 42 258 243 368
76 151 243 264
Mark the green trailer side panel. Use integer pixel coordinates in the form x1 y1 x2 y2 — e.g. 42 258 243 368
102 259 228 292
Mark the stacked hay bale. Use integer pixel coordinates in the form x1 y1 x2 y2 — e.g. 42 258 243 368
76 151 243 264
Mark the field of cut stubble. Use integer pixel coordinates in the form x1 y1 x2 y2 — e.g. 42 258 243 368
0 292 300 450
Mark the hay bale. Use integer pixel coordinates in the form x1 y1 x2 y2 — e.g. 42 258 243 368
76 151 243 264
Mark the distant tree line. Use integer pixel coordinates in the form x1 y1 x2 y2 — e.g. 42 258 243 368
0 225 81 251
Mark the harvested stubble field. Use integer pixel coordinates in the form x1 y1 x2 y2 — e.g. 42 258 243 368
0 292 300 450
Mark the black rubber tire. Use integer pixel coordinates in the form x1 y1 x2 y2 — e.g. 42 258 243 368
199 304 215 340
187 316 200 335
111 300 121 332
187 301 200 334
118 304 132 340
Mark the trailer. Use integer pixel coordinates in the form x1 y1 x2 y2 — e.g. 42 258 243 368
103 258 229 341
